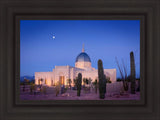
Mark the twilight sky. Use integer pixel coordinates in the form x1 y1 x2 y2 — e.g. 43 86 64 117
20 20 140 78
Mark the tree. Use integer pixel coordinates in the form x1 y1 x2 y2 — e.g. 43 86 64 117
106 76 112 83
88 78 92 85
92 79 98 93
83 78 89 85
83 78 86 87
23 78 29 92
73 77 78 87
23 78 26 92
86 78 89 85
40 78 44 92
30 82 35 94
55 81 60 96
67 79 72 90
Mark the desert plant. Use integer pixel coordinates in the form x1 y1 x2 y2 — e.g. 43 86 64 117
83 78 86 87
88 78 92 84
92 79 98 93
85 78 89 85
42 86 47 95
55 88 59 96
55 81 60 96
83 78 88 93
130 51 136 94
74 77 78 86
88 78 92 88
106 76 112 83
64 86 68 93
22 78 29 92
136 79 140 91
117 78 122 82
115 57 129 91
39 78 43 91
30 83 35 94
22 82 25 92
67 79 72 90
98 59 106 99
60 85 65 94
77 73 82 96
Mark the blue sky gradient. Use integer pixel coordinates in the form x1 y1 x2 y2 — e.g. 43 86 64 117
20 20 140 78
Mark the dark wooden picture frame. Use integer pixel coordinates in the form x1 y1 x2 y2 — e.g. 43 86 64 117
0 0 160 120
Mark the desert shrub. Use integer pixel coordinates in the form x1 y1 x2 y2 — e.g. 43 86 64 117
55 82 60 96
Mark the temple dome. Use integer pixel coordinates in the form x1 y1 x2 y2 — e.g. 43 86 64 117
75 44 92 69
76 52 91 62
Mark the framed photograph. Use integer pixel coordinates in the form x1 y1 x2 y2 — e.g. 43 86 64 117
0 0 159 120
20 20 140 101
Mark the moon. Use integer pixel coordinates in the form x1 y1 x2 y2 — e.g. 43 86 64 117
52 35 55 39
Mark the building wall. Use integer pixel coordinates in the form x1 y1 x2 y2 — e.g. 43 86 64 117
75 68 116 84
75 70 98 84
75 61 91 69
35 66 117 86
70 67 74 86
35 72 54 86
54 66 70 85
104 69 117 83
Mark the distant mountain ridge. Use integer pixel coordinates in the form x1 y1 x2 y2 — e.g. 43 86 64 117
20 76 35 82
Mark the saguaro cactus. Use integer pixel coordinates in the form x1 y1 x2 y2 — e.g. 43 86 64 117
77 73 82 96
130 51 136 94
98 59 106 99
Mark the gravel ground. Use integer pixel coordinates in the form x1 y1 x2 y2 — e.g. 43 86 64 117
20 85 140 100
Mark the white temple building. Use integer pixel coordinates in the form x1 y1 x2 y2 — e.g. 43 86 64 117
35 45 116 86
